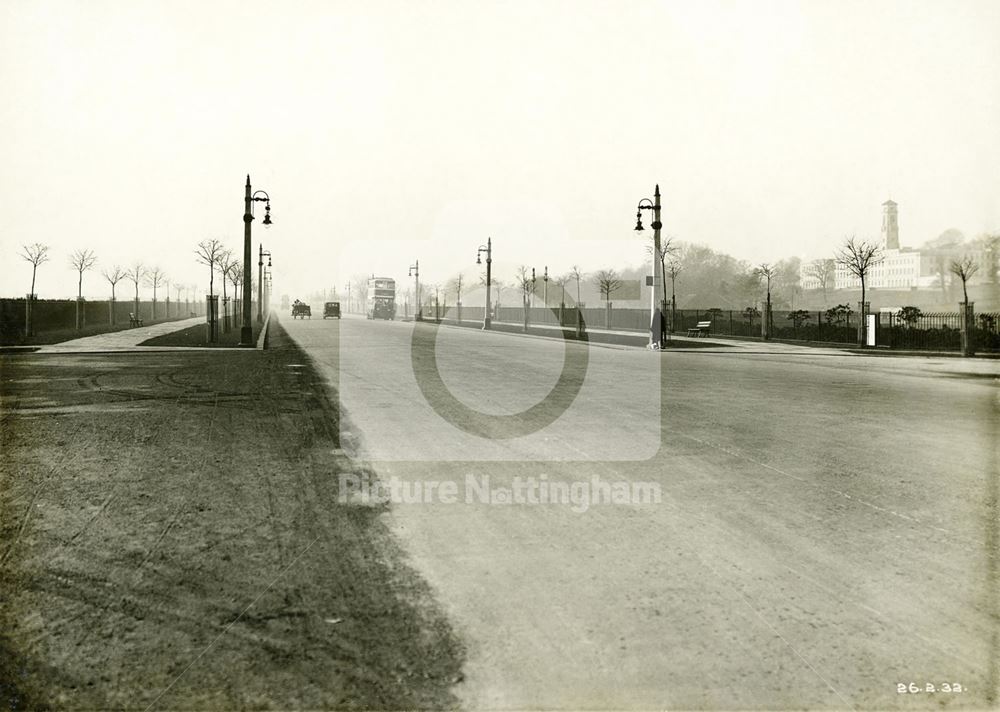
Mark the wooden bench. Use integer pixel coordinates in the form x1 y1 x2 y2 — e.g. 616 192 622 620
687 320 711 337
128 312 144 327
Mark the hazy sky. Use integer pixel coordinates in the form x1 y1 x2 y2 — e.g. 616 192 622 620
2 0 998 299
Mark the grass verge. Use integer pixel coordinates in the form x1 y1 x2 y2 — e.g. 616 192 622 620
0 317 194 347
139 321 261 348
0 321 463 709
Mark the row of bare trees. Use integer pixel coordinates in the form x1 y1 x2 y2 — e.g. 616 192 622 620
17 242 192 333
820 236 982 345
195 238 249 332
806 240 987 305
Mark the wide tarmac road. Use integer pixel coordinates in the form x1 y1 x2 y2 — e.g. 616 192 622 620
286 314 998 710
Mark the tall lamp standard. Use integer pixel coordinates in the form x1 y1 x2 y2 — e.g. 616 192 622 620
257 246 271 323
476 238 492 330
634 184 666 349
408 260 421 321
242 175 272 346
542 265 549 307
264 267 272 315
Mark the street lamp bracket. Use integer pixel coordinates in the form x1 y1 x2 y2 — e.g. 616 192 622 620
251 190 272 226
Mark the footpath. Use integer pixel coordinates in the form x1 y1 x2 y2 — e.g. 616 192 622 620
407 315 1000 360
0 322 462 709
27 316 206 353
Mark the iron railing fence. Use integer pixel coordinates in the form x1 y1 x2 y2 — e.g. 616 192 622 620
876 311 1000 351
428 304 999 352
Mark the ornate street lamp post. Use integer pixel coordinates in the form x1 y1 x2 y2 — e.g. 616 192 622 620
634 184 666 349
408 260 421 321
258 246 271 323
242 175 271 346
477 238 492 330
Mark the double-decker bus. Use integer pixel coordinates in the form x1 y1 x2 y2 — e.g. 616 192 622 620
366 277 396 320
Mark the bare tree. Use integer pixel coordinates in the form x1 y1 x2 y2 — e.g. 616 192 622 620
218 249 236 329
949 255 980 304
18 242 48 337
449 273 464 304
447 273 465 320
69 248 98 329
515 266 533 305
515 266 534 331
227 258 243 323
102 265 126 300
195 239 226 299
835 236 883 345
402 286 413 316
481 274 504 312
20 242 50 297
806 258 836 303
595 269 622 329
552 273 571 308
174 282 185 317
352 276 369 315
420 282 439 319
755 263 777 339
102 265 126 325
125 263 146 318
594 269 623 301
982 233 1000 284
666 259 681 331
645 234 677 308
145 266 167 320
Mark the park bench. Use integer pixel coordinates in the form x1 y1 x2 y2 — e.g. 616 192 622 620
687 320 711 337
128 312 143 327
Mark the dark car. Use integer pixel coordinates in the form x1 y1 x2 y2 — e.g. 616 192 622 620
323 302 341 319
291 301 311 319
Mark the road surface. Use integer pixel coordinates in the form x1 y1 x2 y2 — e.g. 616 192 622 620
285 314 998 710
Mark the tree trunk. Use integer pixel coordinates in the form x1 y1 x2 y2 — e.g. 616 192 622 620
76 273 83 330
671 277 677 332
860 279 867 346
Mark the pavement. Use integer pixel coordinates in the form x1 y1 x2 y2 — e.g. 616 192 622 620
406 314 996 360
285 314 999 709
29 317 207 353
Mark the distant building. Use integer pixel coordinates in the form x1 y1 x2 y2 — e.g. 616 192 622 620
806 200 959 291
881 199 899 249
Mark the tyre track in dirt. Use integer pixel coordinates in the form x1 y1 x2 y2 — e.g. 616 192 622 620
1 325 463 710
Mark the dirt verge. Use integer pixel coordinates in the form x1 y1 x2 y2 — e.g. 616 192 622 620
138 321 261 348
0 322 462 709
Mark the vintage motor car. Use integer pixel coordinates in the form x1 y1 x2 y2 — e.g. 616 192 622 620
323 302 341 319
291 301 311 319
